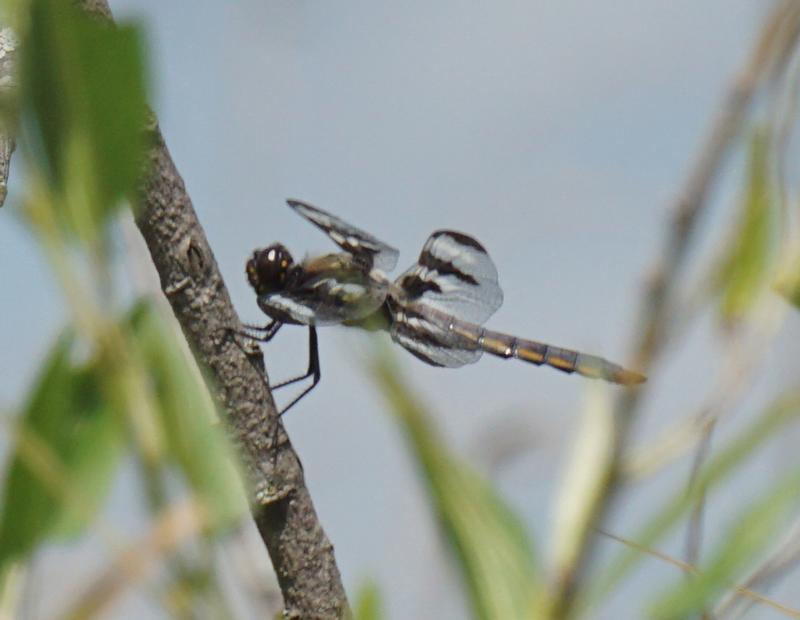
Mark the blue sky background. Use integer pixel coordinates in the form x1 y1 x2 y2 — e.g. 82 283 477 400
3 1 800 618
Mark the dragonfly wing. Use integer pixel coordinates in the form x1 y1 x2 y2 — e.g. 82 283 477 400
390 307 483 368
394 230 503 324
287 199 400 272
259 269 388 326
259 289 342 326
389 230 503 367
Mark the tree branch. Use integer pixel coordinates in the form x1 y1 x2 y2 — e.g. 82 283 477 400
135 120 348 619
73 2 349 617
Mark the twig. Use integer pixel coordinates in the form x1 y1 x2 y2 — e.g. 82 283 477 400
683 328 750 586
684 417 715 567
72 2 348 617
683 416 717 620
546 3 800 615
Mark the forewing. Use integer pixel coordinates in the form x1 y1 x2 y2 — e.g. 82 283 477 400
287 199 400 272
394 230 503 324
259 270 387 326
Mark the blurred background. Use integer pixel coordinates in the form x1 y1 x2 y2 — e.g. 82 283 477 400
2 1 800 618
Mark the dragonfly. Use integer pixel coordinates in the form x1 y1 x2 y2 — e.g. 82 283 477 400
244 199 645 413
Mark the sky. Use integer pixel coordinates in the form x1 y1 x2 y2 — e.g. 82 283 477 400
3 1 800 618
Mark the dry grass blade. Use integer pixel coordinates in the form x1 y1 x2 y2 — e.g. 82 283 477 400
623 301 784 480
546 4 800 615
597 529 800 619
714 516 800 618
684 417 715 568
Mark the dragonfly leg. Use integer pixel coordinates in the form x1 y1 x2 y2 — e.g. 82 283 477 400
238 319 283 342
221 319 283 356
274 326 321 416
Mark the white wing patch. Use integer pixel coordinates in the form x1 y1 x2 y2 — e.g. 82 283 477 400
259 293 318 324
394 230 503 325
388 231 504 367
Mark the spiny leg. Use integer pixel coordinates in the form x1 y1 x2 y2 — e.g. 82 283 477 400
274 326 321 415
267 327 319 468
239 319 283 343
222 319 284 378
226 321 322 412
221 319 283 355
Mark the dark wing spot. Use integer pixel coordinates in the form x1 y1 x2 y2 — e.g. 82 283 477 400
399 274 443 300
418 250 479 285
401 346 446 367
430 230 487 252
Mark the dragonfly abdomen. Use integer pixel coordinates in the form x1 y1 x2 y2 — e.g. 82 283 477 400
460 324 645 386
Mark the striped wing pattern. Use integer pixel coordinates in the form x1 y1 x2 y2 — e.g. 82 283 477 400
393 301 644 384
276 199 644 385
394 230 503 324
390 231 645 385
287 199 400 272
390 230 501 367
390 307 482 367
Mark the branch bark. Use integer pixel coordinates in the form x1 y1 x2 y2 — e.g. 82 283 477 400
135 120 348 620
72 2 349 617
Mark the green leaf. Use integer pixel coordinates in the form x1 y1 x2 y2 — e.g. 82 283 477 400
352 580 383 620
128 300 245 529
20 0 148 237
718 129 777 321
371 350 539 620
649 469 800 619
0 332 125 571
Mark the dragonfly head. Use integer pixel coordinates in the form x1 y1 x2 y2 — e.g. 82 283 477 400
246 244 294 295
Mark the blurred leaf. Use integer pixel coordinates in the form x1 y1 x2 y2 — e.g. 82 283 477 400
0 332 125 570
20 0 147 238
550 384 614 595
352 580 383 620
649 469 800 619
774 230 800 311
774 259 800 309
718 129 777 321
587 394 800 610
128 300 245 529
371 350 539 620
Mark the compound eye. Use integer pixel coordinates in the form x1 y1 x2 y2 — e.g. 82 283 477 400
265 250 283 281
250 244 294 294
263 247 288 271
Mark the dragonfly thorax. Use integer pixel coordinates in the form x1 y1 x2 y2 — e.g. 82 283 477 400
247 243 294 296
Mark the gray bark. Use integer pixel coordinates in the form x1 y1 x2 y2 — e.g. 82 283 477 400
75 2 349 617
